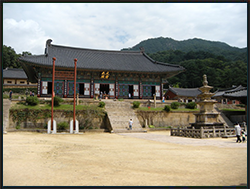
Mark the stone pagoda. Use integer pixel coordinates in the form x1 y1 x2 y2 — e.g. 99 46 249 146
190 74 223 129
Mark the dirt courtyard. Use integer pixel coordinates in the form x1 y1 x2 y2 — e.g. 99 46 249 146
3 131 247 186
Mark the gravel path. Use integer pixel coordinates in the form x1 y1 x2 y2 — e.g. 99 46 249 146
118 131 247 148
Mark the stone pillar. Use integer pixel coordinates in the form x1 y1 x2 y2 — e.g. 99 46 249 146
213 126 216 137
224 125 227 136
77 93 79 105
145 119 148 128
200 127 203 138
70 119 79 134
48 119 56 134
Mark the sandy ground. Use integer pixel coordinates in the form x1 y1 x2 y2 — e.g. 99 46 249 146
3 131 247 186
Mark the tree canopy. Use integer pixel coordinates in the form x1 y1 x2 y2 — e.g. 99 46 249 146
148 50 247 91
2 45 32 69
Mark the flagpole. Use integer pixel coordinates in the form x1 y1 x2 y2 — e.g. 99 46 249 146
73 58 77 131
51 57 56 131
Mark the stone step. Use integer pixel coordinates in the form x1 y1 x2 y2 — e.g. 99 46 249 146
108 112 135 116
105 106 132 110
110 119 140 124
104 100 143 133
108 116 138 120
109 124 140 128
112 129 147 133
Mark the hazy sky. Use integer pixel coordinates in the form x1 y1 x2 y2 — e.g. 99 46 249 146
3 3 247 55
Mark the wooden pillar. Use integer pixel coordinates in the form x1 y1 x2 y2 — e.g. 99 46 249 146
90 77 94 98
64 79 67 98
153 94 156 108
73 58 77 130
115 74 118 99
37 73 41 97
139 81 142 99
51 57 56 130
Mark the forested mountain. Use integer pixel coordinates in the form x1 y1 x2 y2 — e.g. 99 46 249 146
122 37 247 91
122 37 247 62
150 50 247 90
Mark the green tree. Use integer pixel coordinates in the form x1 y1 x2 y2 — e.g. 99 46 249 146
3 45 21 69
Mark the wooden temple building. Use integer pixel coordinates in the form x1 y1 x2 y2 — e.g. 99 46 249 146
19 39 185 99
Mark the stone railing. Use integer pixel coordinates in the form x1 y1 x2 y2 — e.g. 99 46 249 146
170 126 246 138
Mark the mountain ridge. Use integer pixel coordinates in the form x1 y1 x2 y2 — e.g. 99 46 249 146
121 37 247 55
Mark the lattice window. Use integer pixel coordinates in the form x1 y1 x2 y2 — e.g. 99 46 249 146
119 85 129 97
143 86 152 97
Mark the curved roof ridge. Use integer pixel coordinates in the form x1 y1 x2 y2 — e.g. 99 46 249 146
142 52 185 69
167 86 202 97
50 44 141 54
20 54 46 59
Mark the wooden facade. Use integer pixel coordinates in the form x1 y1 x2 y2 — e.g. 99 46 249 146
38 69 163 99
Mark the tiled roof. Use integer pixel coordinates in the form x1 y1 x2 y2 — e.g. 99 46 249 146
222 87 247 104
213 85 246 97
167 87 202 97
223 88 247 98
19 40 185 74
3 68 27 79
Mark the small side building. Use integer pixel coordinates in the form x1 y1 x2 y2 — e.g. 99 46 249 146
164 87 202 102
212 85 246 104
3 68 37 88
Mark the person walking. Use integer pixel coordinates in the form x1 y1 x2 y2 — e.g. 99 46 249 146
242 121 246 130
99 91 103 100
128 93 131 99
129 119 133 130
235 122 242 143
9 90 13 101
162 96 165 103
241 130 246 142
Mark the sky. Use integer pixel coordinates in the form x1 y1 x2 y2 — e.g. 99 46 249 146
3 3 247 55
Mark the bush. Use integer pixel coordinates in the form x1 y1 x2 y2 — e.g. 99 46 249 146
164 105 171 112
50 96 63 107
171 102 180 109
26 96 39 106
185 102 197 109
3 88 37 94
133 101 141 108
98 101 105 108
148 125 155 128
236 104 245 108
57 122 68 130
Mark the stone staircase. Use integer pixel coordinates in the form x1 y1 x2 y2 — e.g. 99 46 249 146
214 105 234 127
3 99 12 133
103 100 146 133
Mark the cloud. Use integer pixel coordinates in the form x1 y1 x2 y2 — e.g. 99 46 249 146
3 18 50 54
3 3 247 54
